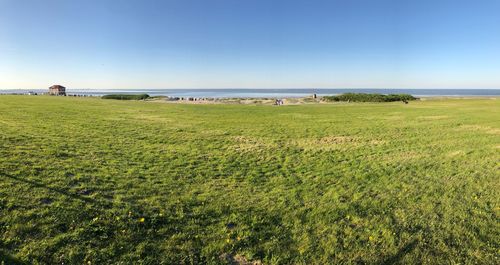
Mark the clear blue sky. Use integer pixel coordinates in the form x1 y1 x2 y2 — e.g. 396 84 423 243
1 0 500 89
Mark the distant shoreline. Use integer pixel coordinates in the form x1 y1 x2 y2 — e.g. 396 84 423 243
150 95 499 105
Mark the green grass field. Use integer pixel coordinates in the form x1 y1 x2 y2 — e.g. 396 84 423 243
0 96 498 264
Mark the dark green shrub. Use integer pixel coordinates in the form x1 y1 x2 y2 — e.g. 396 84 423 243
101 94 150 100
322 93 417 102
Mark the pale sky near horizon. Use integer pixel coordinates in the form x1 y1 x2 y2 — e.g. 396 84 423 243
1 0 500 89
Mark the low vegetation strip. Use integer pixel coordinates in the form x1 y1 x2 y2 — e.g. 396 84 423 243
322 93 417 102
0 96 498 264
101 93 150 100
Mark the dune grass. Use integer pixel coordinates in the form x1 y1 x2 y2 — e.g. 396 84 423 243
322 93 417 102
101 94 150 100
0 96 498 264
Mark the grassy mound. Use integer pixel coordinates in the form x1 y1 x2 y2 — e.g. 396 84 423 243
101 94 150 100
323 93 417 102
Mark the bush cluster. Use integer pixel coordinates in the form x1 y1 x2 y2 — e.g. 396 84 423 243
102 94 150 100
322 93 417 102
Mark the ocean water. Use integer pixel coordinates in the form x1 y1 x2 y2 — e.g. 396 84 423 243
1 88 500 98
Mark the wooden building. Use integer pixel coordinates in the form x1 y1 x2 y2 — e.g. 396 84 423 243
48 85 66 96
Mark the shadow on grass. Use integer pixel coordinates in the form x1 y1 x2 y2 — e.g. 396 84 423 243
0 249 27 265
0 173 113 209
377 239 419 265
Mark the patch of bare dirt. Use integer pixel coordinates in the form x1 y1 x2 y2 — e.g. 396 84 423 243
458 125 500 135
447 150 465 157
232 136 274 152
417 115 449 120
220 253 262 265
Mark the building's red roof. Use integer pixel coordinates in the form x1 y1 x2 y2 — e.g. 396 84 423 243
49 85 66 90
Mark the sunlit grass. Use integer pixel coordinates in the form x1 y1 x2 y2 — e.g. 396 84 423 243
0 96 498 264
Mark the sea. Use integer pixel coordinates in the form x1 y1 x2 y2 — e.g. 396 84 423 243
1 88 499 98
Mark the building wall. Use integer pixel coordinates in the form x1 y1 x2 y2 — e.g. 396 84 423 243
49 88 65 95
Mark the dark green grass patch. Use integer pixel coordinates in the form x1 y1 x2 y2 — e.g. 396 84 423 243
323 93 417 102
101 94 150 100
0 96 498 264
